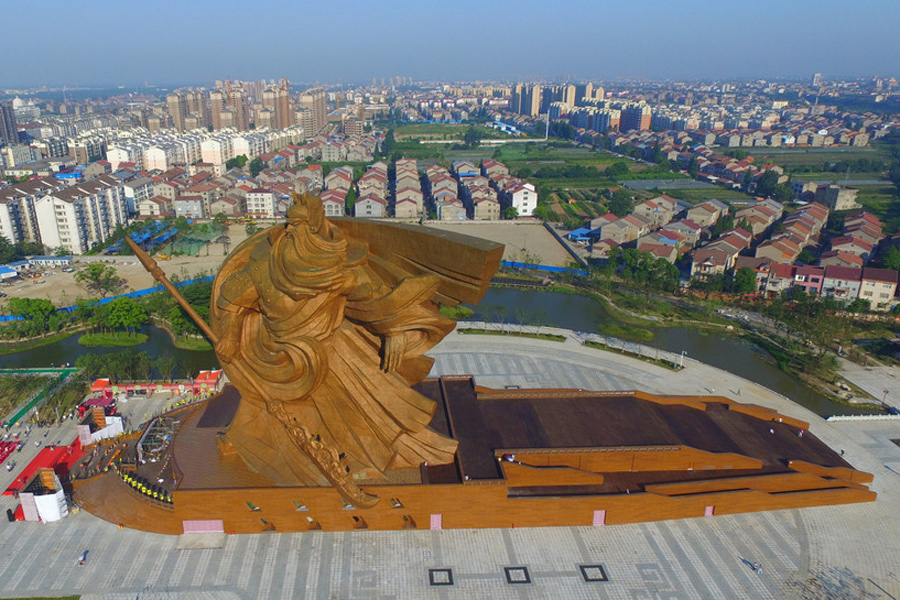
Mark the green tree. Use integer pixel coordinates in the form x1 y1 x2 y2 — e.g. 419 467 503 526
104 297 148 335
711 214 735 237
772 183 793 202
380 130 395 157
533 205 550 221
889 163 900 194
155 355 180 382
249 157 265 177
345 188 357 215
504 206 519 219
463 127 483 147
7 298 56 333
74 263 125 298
756 170 780 198
225 155 248 170
731 267 758 295
604 162 629 177
607 188 634 217
882 246 900 270
0 237 16 264
687 155 699 176
847 298 871 313
245 222 261 237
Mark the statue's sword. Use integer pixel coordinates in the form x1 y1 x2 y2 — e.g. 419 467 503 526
125 236 380 508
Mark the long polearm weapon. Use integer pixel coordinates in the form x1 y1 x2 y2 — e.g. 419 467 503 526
124 236 379 508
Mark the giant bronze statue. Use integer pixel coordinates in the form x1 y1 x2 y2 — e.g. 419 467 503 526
128 192 503 507
95 191 873 535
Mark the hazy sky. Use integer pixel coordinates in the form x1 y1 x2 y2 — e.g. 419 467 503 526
2 0 898 88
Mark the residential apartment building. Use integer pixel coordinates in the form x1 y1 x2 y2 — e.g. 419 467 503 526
0 101 18 145
0 177 60 244
298 88 327 134
354 194 385 218
245 189 278 218
859 268 899 311
620 103 652 132
34 175 128 254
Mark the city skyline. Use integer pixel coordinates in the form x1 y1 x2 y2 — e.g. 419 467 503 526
2 0 899 88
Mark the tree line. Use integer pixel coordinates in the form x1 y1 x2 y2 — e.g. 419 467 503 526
0 275 213 341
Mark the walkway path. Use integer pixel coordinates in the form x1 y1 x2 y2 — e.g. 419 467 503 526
0 328 895 599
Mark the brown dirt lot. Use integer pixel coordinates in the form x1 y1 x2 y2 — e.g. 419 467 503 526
422 220 574 267
2 225 256 306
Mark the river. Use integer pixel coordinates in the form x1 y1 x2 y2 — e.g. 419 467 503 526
0 287 874 417
470 288 876 417
0 326 218 377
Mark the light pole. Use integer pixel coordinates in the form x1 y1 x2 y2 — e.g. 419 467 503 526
679 351 687 369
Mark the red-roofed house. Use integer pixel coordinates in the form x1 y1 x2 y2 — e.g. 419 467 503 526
354 194 386 218
859 267 899 311
819 250 865 269
821 266 863 303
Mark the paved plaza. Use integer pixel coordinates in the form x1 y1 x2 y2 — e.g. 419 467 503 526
0 328 897 599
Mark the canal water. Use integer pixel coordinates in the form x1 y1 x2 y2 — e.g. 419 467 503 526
470 288 876 417
0 326 218 377
0 287 874 417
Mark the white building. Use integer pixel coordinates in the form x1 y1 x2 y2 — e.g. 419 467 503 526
200 135 235 175
507 182 537 217
174 196 205 219
34 174 127 254
245 189 278 218
19 469 68 523
232 132 269 159
122 177 154 215
354 194 386 218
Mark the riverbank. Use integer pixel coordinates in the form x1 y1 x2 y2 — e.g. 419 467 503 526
0 326 88 357
471 287 883 416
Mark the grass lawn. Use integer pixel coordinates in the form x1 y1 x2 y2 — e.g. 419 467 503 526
173 336 214 351
0 375 52 417
439 305 475 320
78 332 148 347
457 328 566 342
583 340 681 371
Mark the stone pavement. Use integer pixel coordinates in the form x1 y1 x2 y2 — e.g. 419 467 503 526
839 358 900 409
0 328 896 599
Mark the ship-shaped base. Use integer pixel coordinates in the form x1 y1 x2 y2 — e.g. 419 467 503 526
70 377 874 534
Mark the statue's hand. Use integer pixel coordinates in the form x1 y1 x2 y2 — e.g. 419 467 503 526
216 337 241 363
382 334 407 373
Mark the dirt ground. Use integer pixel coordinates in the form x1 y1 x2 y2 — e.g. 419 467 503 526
3 225 255 306
3 219 576 307
422 221 574 267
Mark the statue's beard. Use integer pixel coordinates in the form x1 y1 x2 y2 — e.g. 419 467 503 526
268 224 349 300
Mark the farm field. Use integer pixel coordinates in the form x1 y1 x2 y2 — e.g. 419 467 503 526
749 146 888 166
394 123 506 141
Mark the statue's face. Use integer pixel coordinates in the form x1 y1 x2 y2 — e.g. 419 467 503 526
287 195 325 235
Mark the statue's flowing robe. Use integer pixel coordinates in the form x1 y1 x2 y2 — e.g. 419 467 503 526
211 220 458 485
